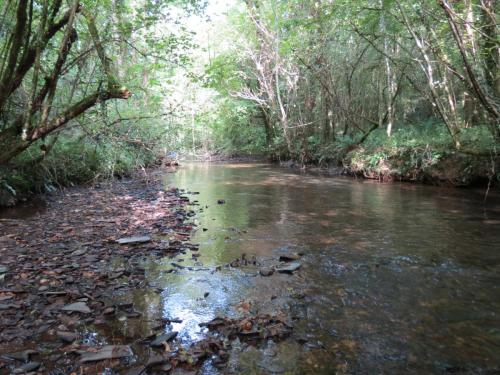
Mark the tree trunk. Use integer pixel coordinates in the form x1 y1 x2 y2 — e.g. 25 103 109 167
0 87 130 164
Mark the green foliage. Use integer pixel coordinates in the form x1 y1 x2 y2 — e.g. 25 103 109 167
313 136 357 166
0 127 162 206
210 99 267 155
344 123 498 182
2 0 499 204
0 0 204 204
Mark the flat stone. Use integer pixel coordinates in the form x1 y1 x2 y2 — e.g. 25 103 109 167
0 265 8 273
13 362 41 374
0 303 20 310
116 236 151 245
71 249 87 256
57 331 78 343
80 345 133 363
259 268 274 277
3 350 38 362
146 354 170 368
150 331 178 347
126 310 142 318
276 262 301 274
61 302 91 314
103 307 116 315
43 291 67 296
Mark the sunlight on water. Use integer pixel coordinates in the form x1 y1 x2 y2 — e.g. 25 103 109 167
157 162 500 373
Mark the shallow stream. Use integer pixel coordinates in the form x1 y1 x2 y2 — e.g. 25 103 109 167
3 162 500 374
149 163 500 373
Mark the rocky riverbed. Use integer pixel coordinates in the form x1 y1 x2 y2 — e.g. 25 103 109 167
0 169 306 374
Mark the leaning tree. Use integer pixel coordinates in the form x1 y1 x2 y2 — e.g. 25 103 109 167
0 0 130 165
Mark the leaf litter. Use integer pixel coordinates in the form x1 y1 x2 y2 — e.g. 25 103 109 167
0 171 304 374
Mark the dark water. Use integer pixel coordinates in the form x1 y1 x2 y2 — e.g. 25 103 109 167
156 163 500 374
0 198 46 220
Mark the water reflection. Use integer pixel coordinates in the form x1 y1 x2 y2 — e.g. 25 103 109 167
0 197 46 219
157 162 500 373
158 270 243 343
85 163 500 373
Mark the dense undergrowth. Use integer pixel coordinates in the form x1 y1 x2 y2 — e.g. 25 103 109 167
343 125 498 184
213 119 499 187
0 138 157 206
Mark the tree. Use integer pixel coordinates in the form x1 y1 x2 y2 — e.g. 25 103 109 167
0 1 130 165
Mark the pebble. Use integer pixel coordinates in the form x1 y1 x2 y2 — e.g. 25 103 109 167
260 267 274 277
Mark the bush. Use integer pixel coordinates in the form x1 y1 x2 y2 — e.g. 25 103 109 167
0 132 157 206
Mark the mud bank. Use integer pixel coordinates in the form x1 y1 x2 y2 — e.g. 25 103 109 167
281 149 499 187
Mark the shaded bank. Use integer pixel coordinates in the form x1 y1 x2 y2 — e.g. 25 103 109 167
280 148 499 188
346 149 498 187
0 171 198 373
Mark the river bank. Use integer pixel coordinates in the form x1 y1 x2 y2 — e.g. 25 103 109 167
2 146 498 209
0 171 200 373
0 167 309 374
279 147 499 188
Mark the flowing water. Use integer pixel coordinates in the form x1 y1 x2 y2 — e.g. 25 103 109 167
156 163 500 374
3 162 500 374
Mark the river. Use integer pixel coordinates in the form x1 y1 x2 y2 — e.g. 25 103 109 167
2 162 500 374
153 162 500 373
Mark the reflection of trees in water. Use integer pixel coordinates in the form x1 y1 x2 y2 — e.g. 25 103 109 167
163 164 500 370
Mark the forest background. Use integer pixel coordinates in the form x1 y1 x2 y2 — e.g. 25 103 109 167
0 0 498 205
